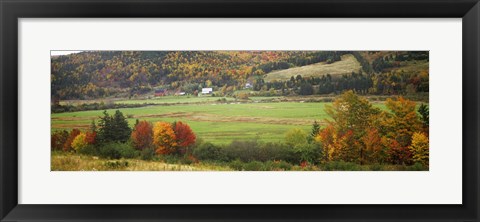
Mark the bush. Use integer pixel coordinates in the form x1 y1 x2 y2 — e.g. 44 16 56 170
71 132 88 152
292 143 322 164
225 140 260 162
98 142 138 159
407 162 426 171
257 142 292 162
78 145 99 156
104 160 129 169
51 130 69 151
322 161 363 171
193 142 227 161
140 147 155 160
243 161 264 171
228 159 244 170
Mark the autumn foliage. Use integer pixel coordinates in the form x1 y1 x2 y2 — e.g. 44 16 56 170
173 121 196 153
85 131 97 145
63 129 81 152
317 91 428 166
71 132 88 151
409 132 429 166
51 130 69 151
131 121 153 150
153 122 178 155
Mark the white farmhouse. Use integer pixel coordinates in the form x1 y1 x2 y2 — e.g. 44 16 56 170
202 88 213 95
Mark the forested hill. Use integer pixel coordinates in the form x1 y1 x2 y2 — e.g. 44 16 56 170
51 51 428 100
51 51 346 99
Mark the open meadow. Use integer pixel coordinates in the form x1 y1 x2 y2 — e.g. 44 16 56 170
51 96 388 145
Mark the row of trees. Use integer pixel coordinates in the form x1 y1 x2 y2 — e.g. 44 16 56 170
315 91 429 166
51 110 197 157
251 69 428 97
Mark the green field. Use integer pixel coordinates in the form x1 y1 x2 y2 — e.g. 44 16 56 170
51 97 387 144
264 54 362 82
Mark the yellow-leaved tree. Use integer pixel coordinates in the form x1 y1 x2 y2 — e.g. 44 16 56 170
409 132 429 167
153 122 177 155
71 132 88 152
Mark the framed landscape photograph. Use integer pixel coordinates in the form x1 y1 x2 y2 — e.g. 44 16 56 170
50 50 430 172
1 0 479 221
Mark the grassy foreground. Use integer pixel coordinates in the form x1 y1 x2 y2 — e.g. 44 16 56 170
51 152 232 171
51 152 427 171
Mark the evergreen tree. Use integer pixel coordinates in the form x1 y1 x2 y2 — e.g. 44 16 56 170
112 110 131 143
97 110 114 143
90 120 97 133
97 110 131 143
310 120 321 138
418 103 429 132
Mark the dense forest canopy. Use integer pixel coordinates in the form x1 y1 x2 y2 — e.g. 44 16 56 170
51 51 428 100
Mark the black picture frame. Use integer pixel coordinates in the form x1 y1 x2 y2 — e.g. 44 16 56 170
1 0 479 221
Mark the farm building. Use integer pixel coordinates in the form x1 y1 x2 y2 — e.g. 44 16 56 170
175 91 186 96
154 89 167 97
202 88 213 95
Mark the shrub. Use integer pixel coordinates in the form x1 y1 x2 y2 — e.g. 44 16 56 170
276 161 293 170
85 131 97 145
98 142 138 159
228 159 244 171
51 130 69 151
407 162 426 171
285 128 308 147
140 147 156 160
71 132 88 152
63 129 81 152
322 161 362 171
193 142 227 161
77 144 98 156
236 92 249 100
292 143 322 164
225 140 260 162
104 160 129 169
258 142 291 162
243 161 264 171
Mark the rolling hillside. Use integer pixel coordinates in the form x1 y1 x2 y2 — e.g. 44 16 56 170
264 54 362 82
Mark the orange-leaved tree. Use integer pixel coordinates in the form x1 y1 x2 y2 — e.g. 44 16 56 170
63 129 81 152
85 131 97 145
51 130 69 151
131 120 153 150
382 97 422 164
173 121 196 154
322 91 381 164
153 122 177 155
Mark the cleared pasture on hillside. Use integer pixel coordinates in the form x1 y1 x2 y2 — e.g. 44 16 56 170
264 54 362 82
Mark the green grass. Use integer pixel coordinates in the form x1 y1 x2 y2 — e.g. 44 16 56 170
264 54 362 82
51 100 388 144
115 96 235 104
51 152 232 171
